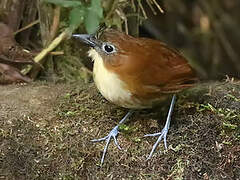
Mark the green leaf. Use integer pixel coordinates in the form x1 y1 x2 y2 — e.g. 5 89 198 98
119 124 129 131
43 0 82 8
89 0 103 18
69 7 85 30
84 0 103 34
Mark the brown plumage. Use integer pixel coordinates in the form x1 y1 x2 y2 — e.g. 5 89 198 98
96 29 198 107
73 29 199 165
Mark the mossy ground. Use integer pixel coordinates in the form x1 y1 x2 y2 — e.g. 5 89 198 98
0 80 239 179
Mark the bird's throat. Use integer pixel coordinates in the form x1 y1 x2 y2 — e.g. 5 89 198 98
88 49 144 108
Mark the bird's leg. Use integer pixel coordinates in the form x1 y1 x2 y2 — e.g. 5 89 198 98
144 94 176 160
91 110 134 165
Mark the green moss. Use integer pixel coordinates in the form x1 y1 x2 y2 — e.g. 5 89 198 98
0 80 240 179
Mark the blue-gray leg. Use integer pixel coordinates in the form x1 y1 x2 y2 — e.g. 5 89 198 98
91 110 134 165
144 94 176 159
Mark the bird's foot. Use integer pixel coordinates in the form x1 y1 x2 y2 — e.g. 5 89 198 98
144 95 176 160
144 123 169 160
91 111 133 165
91 125 121 165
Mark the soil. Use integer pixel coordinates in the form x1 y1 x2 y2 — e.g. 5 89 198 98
0 80 239 179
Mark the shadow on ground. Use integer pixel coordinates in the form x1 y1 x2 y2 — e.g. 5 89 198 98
0 80 239 179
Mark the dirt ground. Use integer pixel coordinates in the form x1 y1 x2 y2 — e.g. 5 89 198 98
0 80 239 179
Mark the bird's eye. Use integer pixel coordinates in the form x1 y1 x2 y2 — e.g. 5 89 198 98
102 43 116 54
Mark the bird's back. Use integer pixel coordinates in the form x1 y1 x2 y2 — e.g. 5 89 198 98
91 29 198 108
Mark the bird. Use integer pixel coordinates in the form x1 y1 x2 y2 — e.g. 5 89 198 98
73 29 198 165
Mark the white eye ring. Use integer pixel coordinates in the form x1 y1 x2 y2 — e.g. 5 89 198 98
102 43 116 54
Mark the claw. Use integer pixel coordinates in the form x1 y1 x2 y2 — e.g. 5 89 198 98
145 95 176 160
146 125 169 160
113 135 122 150
144 132 161 137
91 136 108 142
91 125 121 165
101 136 111 165
91 110 133 165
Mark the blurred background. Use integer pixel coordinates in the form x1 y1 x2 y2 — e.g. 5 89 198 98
0 0 239 83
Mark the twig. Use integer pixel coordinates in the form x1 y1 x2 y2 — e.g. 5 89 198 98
116 9 128 34
49 51 64 55
14 20 40 35
138 0 147 19
131 0 136 12
35 29 70 63
49 6 61 42
21 28 72 75
146 0 157 15
105 0 119 20
152 0 164 13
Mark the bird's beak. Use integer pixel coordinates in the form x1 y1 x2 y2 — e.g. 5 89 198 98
72 34 97 48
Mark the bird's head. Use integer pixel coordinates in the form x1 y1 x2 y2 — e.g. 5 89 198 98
72 29 140 67
72 29 197 88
